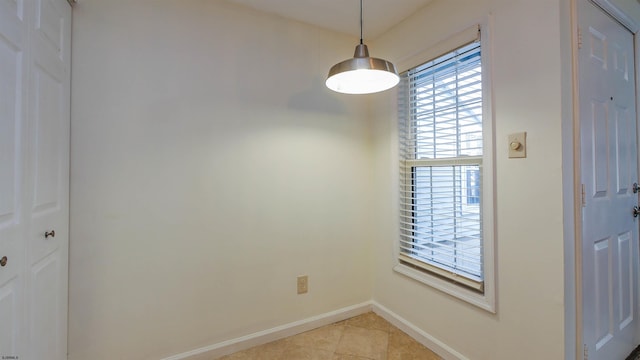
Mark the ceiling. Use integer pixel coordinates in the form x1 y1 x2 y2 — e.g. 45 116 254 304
224 0 434 40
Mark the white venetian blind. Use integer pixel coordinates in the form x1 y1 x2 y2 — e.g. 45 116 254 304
398 40 484 291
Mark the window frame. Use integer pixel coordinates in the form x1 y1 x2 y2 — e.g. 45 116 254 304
392 23 496 313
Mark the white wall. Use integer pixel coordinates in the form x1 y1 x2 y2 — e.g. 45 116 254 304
370 0 568 359
73 0 631 359
69 1 374 359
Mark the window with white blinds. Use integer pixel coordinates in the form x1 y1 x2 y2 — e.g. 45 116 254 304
398 41 484 292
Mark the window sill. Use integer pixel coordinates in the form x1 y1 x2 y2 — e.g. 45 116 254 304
393 262 496 313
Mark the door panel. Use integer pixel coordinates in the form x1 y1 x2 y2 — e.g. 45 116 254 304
31 253 61 360
0 26 22 225
0 279 20 357
0 0 26 358
580 1 639 359
32 65 63 213
591 100 609 198
615 106 632 193
593 237 613 349
619 231 633 329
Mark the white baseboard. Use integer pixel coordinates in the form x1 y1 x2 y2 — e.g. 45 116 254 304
161 300 469 360
160 301 373 360
371 301 470 360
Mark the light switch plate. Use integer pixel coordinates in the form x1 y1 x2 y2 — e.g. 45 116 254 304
508 132 526 158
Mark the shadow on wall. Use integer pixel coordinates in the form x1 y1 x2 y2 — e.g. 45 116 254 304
288 77 348 115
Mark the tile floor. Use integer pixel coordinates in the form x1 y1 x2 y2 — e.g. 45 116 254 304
216 312 443 360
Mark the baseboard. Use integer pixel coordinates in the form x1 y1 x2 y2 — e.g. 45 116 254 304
371 301 470 360
161 300 469 360
160 301 373 360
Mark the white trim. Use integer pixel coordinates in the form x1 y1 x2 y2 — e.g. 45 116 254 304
589 0 639 33
372 301 470 360
159 302 372 360
480 13 497 314
567 1 580 359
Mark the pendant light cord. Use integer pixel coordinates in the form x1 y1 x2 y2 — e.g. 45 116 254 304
360 0 363 44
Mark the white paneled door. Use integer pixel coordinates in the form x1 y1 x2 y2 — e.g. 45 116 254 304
579 1 639 359
0 0 71 359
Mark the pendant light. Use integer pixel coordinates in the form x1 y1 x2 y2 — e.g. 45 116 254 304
326 0 400 94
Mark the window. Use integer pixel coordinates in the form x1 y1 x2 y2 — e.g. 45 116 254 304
397 37 490 294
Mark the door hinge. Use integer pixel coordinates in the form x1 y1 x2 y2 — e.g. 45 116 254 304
581 184 586 207
583 344 588 360
578 27 583 49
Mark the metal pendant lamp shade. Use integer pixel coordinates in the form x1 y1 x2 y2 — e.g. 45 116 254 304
325 1 399 94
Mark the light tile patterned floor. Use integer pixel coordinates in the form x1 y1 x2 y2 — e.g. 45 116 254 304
216 312 443 360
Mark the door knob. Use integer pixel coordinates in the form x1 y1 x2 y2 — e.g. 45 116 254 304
634 183 640 194
45 230 55 239
634 206 640 218
0 256 7 267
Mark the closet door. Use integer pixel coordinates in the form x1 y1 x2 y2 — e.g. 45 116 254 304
0 0 27 358
0 0 70 358
26 0 70 359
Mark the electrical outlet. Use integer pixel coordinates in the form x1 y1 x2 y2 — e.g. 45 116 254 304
297 275 308 294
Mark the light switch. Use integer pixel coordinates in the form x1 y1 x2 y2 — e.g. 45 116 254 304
508 132 526 158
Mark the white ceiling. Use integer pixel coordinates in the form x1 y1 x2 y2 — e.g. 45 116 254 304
224 0 434 40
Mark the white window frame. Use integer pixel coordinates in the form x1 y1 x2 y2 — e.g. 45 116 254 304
392 22 496 313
